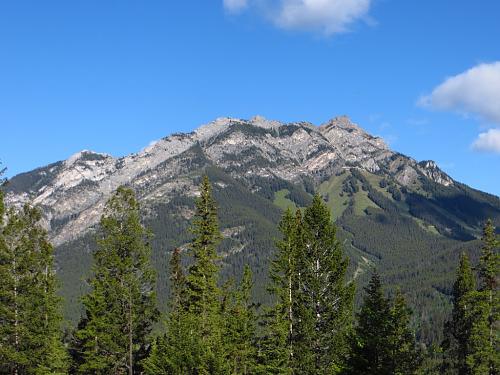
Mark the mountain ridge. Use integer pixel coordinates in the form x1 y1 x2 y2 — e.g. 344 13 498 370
3 115 499 343
4 115 460 245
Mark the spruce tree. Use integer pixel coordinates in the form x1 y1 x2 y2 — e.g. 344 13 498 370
441 252 476 374
465 220 499 375
0 204 69 374
257 208 299 374
299 194 355 374
149 175 226 374
388 290 421 374
346 274 420 375
345 273 392 375
75 186 158 375
263 196 354 374
224 265 258 374
183 175 226 373
143 248 190 374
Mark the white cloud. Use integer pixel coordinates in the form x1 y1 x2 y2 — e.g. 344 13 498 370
472 128 500 154
274 0 371 35
419 62 500 124
223 0 372 36
223 0 249 13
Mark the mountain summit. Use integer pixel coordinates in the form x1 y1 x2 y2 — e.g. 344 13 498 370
5 115 453 244
3 116 499 343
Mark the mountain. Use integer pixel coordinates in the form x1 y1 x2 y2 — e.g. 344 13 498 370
4 115 500 343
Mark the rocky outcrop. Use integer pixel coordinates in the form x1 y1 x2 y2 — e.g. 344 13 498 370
4 115 454 246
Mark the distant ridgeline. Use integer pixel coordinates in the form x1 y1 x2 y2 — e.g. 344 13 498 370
3 115 500 346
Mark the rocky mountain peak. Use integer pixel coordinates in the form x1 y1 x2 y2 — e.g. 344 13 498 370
3 115 460 246
319 116 388 149
321 115 357 129
65 150 113 166
417 160 454 187
249 115 283 129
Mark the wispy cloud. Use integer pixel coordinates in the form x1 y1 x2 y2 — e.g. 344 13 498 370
223 0 373 36
223 0 249 14
472 128 500 154
419 61 500 124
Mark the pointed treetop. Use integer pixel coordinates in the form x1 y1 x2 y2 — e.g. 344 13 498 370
479 219 499 292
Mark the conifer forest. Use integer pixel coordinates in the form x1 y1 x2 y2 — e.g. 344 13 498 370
0 173 498 375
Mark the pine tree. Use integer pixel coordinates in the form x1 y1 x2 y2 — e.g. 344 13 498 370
143 248 190 374
257 208 299 374
346 274 420 375
388 290 421 375
262 196 354 374
148 175 226 374
183 175 226 374
75 186 158 375
299 194 355 374
0 204 69 374
345 273 392 375
465 220 499 375
169 247 187 310
441 252 476 374
224 265 258 374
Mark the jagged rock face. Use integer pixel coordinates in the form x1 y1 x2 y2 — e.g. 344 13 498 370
4 115 453 245
417 160 454 186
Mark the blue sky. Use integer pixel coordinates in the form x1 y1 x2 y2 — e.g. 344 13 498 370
1 0 499 196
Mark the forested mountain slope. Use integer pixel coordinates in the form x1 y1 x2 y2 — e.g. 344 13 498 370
4 115 500 343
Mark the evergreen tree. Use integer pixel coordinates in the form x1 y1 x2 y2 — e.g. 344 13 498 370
346 274 420 375
257 208 301 374
345 273 392 375
465 220 499 375
388 290 421 375
441 253 476 374
299 194 355 374
223 265 258 374
185 175 223 315
183 175 226 374
169 247 187 310
0 204 69 375
146 176 226 374
262 196 354 374
75 186 158 375
143 248 191 374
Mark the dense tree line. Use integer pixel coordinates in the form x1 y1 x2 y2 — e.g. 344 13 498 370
0 180 69 373
440 220 499 375
0 173 498 374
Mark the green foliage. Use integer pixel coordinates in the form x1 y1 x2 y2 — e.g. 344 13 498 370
222 265 258 374
441 221 499 375
345 274 420 375
441 253 476 374
145 176 228 374
273 189 298 211
0 204 69 374
261 196 355 374
389 290 422 374
143 248 193 374
299 195 355 373
345 273 393 375
257 208 298 374
465 220 499 374
74 187 158 375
